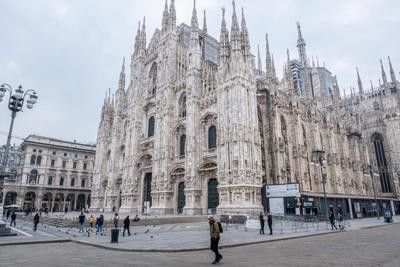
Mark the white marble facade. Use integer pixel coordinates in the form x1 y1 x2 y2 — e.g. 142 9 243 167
91 1 400 216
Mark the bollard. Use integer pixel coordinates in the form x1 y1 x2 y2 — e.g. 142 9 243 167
280 220 283 234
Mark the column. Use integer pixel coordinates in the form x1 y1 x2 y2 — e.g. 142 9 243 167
348 198 353 219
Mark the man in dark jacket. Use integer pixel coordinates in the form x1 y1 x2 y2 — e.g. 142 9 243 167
33 213 40 231
259 212 265 235
78 212 86 233
96 214 104 235
10 212 17 227
208 216 222 264
6 209 11 220
123 216 131 237
267 212 273 235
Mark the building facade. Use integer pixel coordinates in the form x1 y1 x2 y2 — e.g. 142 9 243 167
1 135 96 212
91 1 400 217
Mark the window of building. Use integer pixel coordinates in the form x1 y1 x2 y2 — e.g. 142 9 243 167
148 116 155 137
63 153 67 157
48 176 53 185
28 170 38 184
83 162 87 170
33 149 36 152
149 63 157 95
372 133 392 193
36 155 42 166
52 151 56 155
75 154 78 158
60 177 64 186
81 179 86 187
84 155 88 159
39 150 42 153
62 161 67 168
70 178 75 187
51 159 55 167
208 125 217 149
180 134 186 156
73 162 77 169
30 155 36 165
178 92 186 118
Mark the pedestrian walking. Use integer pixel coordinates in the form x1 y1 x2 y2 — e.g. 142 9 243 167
123 216 131 237
89 214 95 228
267 212 273 235
96 214 104 235
6 209 11 220
113 213 119 228
78 212 86 233
259 212 265 235
10 212 16 227
329 211 337 230
208 216 223 264
337 211 344 230
33 213 40 231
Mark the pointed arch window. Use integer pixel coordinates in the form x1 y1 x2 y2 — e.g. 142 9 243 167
208 126 217 149
48 176 53 185
60 177 64 186
70 178 75 187
148 116 155 137
149 63 157 95
178 92 187 118
372 133 392 193
180 134 186 156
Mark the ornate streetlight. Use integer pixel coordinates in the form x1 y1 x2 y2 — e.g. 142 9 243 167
0 83 38 209
313 149 328 220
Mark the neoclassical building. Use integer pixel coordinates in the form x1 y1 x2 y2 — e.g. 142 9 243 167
91 1 400 217
2 135 95 212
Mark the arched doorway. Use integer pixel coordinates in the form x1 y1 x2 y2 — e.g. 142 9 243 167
143 173 152 213
177 182 185 214
4 191 17 206
66 194 75 212
77 194 86 211
24 192 36 211
208 179 219 214
54 193 64 212
42 193 53 210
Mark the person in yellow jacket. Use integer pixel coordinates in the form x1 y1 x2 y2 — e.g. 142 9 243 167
89 214 95 228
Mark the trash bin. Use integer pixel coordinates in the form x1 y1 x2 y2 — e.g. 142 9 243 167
111 228 119 243
384 211 392 223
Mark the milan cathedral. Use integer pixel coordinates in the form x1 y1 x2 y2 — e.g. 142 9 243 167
91 0 400 217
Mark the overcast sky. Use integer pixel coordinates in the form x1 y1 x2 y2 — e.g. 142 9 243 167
1 0 399 146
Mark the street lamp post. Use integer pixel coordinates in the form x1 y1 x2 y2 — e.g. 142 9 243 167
0 83 38 211
368 165 380 220
313 149 329 221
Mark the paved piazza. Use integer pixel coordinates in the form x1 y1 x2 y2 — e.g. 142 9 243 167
0 223 399 267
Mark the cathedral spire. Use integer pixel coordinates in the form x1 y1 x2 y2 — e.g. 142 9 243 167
265 33 273 80
162 0 169 33
169 0 176 30
388 56 397 85
296 22 308 68
219 7 230 63
134 21 141 55
230 0 241 52
271 53 276 80
241 7 250 58
380 59 388 86
141 17 146 49
203 10 207 33
356 67 363 94
257 45 262 73
191 0 198 30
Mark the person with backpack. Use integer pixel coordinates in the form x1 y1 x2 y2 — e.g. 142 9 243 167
208 216 223 264
123 216 131 237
